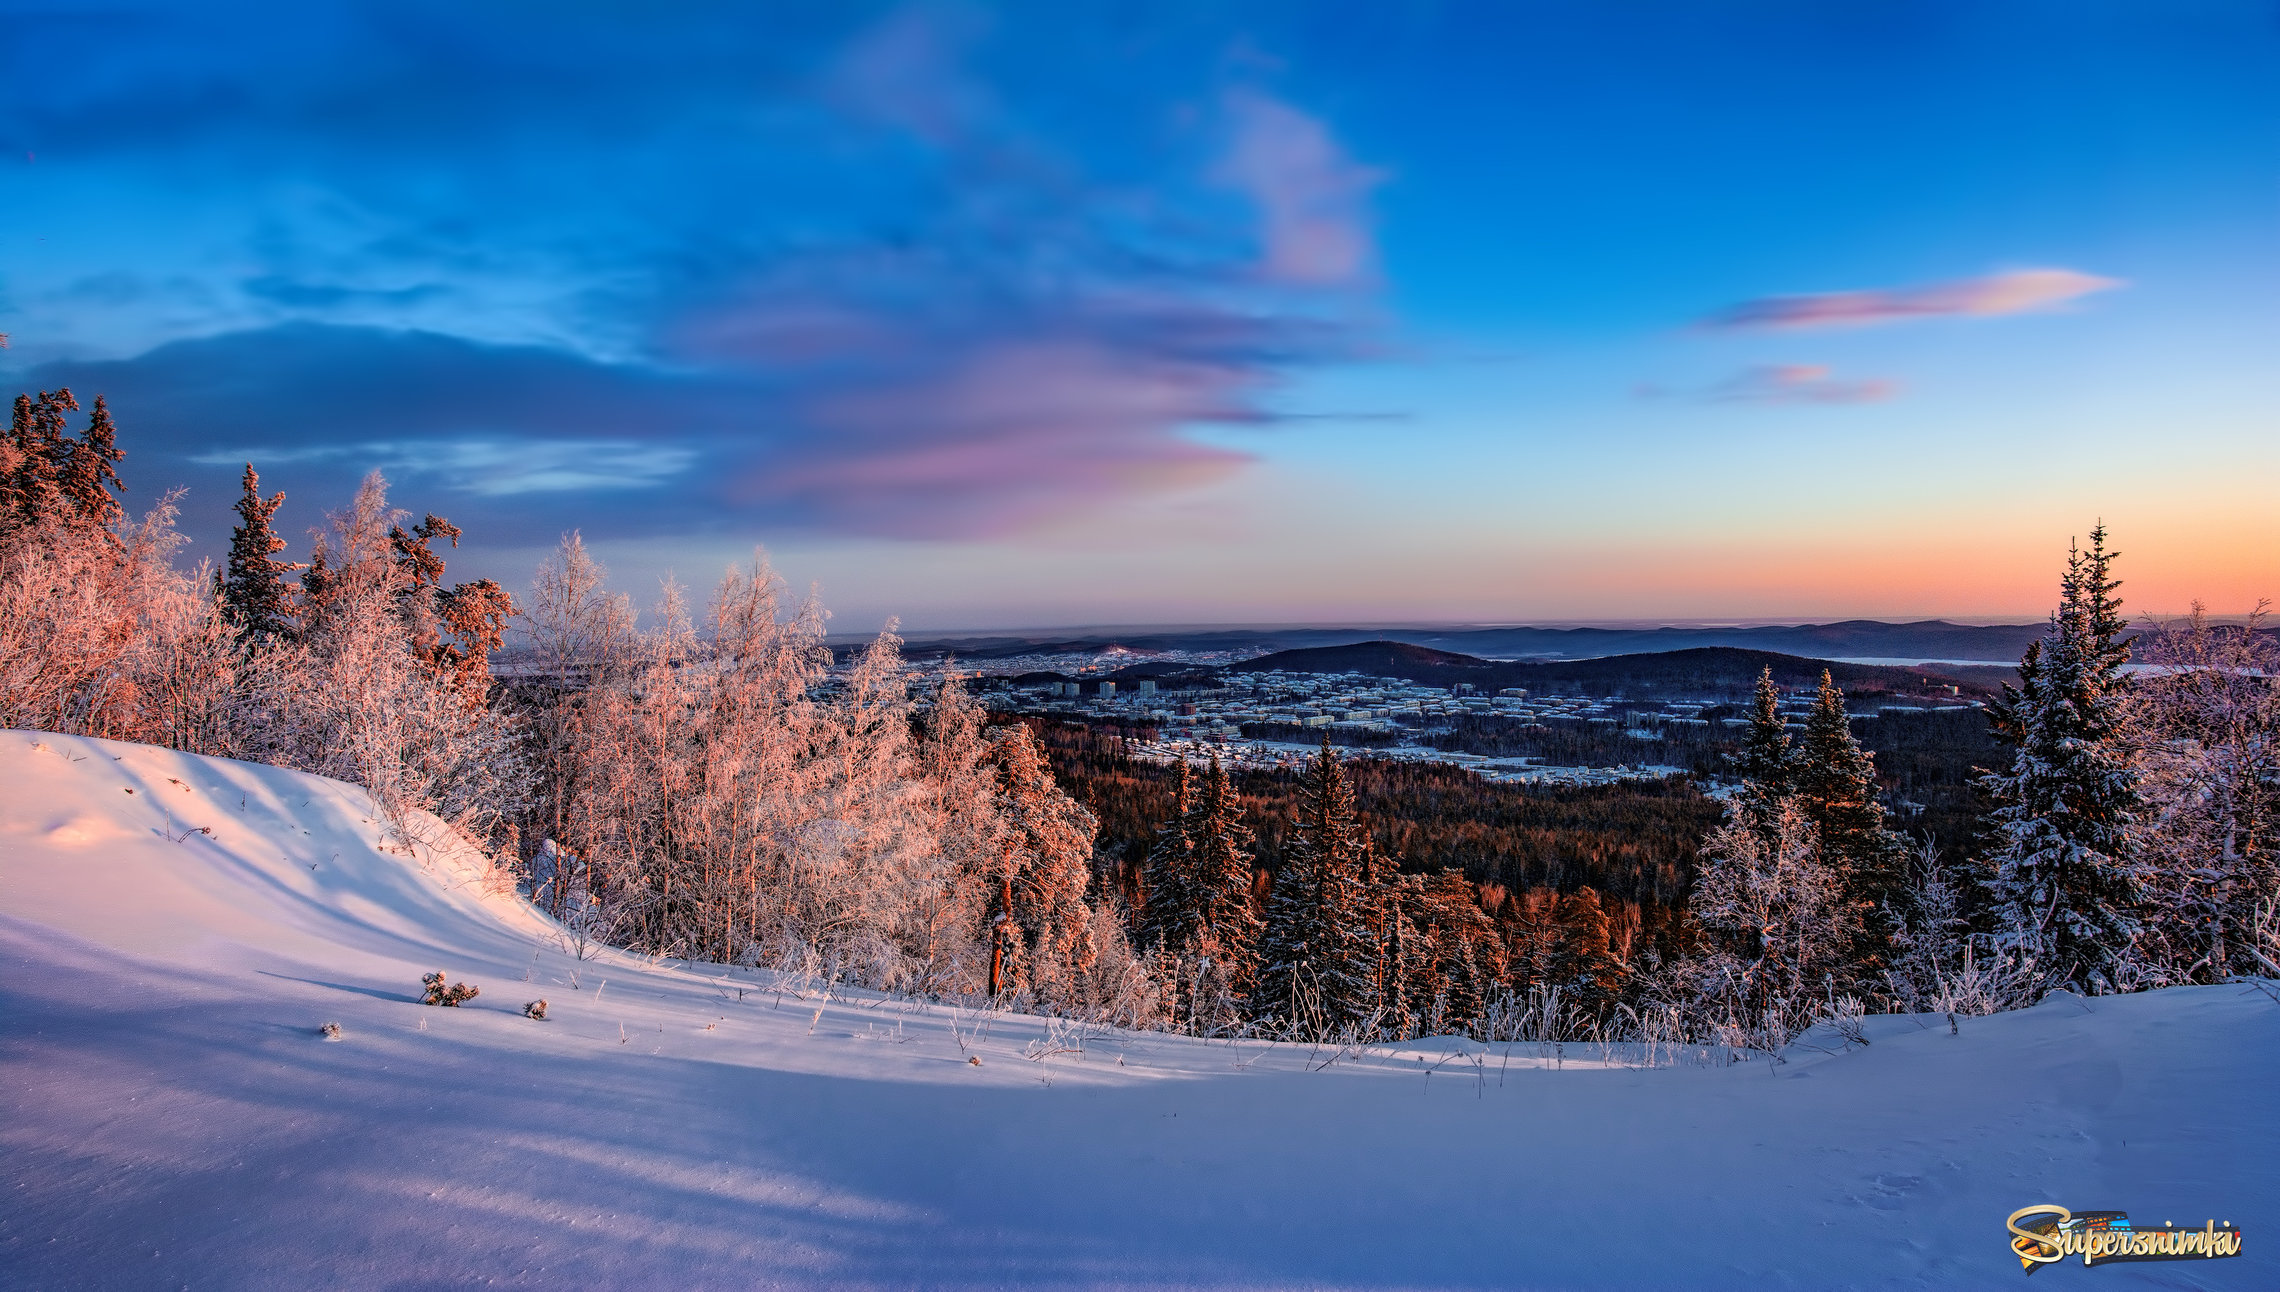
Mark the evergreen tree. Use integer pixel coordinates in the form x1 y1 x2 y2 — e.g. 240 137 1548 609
1548 885 1628 1020
1792 670 1908 976
1139 760 1197 953
1732 667 1794 849
1980 525 2142 990
1255 739 1379 1035
1188 751 1264 988
984 724 1100 1005
59 395 125 528
221 464 300 642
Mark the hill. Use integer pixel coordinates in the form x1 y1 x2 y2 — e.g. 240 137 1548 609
1233 641 1996 700
3 732 2270 1287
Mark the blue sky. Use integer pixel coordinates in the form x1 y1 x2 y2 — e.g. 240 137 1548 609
4 1 2275 630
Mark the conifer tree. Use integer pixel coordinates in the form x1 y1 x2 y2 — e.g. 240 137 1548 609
1188 751 1264 989
1732 667 1794 849
59 395 125 528
1140 760 1197 953
1793 670 1908 974
1544 886 1627 1019
221 464 300 642
983 723 1100 1005
1255 739 1379 1034
1980 525 2142 990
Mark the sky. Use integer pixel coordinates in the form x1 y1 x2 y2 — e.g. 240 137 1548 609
3 1 2276 633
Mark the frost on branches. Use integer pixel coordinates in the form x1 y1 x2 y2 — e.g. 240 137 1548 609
1979 526 2141 992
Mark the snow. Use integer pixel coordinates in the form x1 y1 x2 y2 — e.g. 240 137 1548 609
2 730 2272 1289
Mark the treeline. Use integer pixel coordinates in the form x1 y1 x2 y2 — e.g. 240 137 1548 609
0 393 1152 1021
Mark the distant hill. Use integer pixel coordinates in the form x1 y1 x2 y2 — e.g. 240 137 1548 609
1232 641 1996 701
887 619 2056 665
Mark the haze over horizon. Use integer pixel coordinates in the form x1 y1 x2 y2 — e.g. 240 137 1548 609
4 2 2274 631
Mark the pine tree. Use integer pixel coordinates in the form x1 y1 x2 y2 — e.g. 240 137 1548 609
221 464 301 642
1980 525 2142 991
1792 670 1908 976
1732 667 1794 849
1255 739 1379 1035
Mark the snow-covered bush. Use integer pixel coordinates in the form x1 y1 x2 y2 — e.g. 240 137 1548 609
422 972 479 1006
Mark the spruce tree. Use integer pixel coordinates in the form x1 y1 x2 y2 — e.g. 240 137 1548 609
59 395 125 528
3 389 75 534
1255 739 1379 1034
1980 525 2142 990
1793 670 1908 975
1188 751 1264 989
1140 760 1198 953
1548 885 1627 1021
221 464 300 642
1733 667 1794 849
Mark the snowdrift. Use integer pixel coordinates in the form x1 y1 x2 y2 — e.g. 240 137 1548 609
1 731 2272 1289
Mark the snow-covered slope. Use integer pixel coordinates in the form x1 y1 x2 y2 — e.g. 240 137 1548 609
1 731 2271 1290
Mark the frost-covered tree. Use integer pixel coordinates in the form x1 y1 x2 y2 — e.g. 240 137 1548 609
1687 800 1854 1045
982 722 1100 1006
2126 603 2280 983
1255 739 1380 1036
1731 667 1793 849
4 389 125 538
1979 525 2141 991
1792 670 1908 978
220 464 300 642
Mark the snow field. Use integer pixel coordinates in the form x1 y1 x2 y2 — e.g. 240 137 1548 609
2 731 2272 1289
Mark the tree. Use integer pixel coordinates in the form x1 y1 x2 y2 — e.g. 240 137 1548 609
3 389 126 538
220 464 300 641
1732 667 1794 849
984 723 1100 1006
1546 885 1629 1021
1792 670 1908 977
1688 800 1854 1044
1255 739 1380 1035
1139 759 1198 953
1187 751 1264 988
1980 525 2142 991
60 396 125 528
2125 602 2280 982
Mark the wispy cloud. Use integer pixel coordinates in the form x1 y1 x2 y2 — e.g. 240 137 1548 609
1215 89 1385 287
1707 364 1897 404
8 9 1384 545
1702 267 2122 331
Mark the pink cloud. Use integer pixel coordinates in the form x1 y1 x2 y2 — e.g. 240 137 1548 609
1710 364 1898 405
1703 267 2123 331
734 337 1261 538
1215 90 1384 287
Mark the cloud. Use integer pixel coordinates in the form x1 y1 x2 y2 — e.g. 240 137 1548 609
25 311 1313 541
1215 90 1385 286
1707 364 1897 404
2 9 1384 548
1701 268 2122 331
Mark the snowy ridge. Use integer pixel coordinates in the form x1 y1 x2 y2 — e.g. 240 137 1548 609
1 731 2272 1289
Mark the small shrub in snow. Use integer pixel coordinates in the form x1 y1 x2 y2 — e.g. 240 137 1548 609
522 999 547 1020
422 971 479 1006
318 1021 343 1041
